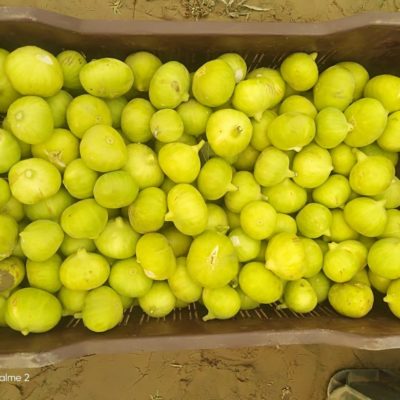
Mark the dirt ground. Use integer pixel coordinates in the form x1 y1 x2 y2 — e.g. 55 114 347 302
1 1 400 400
0 345 400 400
0 0 399 21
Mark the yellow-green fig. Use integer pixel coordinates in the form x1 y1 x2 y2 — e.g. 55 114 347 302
206 108 253 159
166 184 208 236
267 112 315 152
292 144 333 189
368 237 400 279
265 232 306 281
5 287 62 335
313 65 355 111
239 261 283 304
136 233 176 280
344 197 387 237
128 187 167 234
364 74 400 112
344 98 388 147
383 279 400 318
328 282 373 318
187 230 239 289
125 51 162 92
192 59 235 107
149 61 190 109
280 52 318 91
202 286 240 321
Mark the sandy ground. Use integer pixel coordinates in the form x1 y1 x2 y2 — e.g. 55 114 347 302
1 345 400 400
0 0 399 21
1 1 400 400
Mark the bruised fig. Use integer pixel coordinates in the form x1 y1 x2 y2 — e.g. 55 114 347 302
136 233 176 280
218 53 247 83
149 61 190 109
187 230 239 289
57 49 86 91
31 128 79 171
